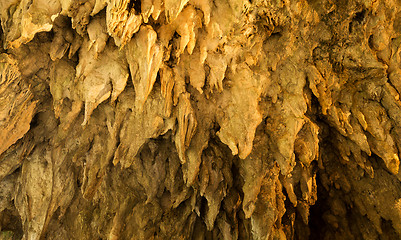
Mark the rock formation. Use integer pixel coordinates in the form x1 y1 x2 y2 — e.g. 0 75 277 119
1 0 401 239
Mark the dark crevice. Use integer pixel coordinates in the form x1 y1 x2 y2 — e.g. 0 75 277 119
29 113 40 129
127 0 134 11
353 9 366 24
127 0 142 14
0 207 24 239
308 170 330 240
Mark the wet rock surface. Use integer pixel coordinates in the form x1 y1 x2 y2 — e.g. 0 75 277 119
1 0 401 239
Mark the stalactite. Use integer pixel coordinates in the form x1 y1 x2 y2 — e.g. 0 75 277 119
2 0 401 239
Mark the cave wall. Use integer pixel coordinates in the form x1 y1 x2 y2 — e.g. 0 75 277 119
1 0 401 239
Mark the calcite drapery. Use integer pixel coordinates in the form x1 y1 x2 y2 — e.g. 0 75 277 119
2 0 401 239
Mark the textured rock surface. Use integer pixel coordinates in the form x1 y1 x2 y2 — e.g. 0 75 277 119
1 0 401 239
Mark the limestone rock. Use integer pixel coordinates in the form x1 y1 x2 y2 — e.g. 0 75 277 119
2 0 401 239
